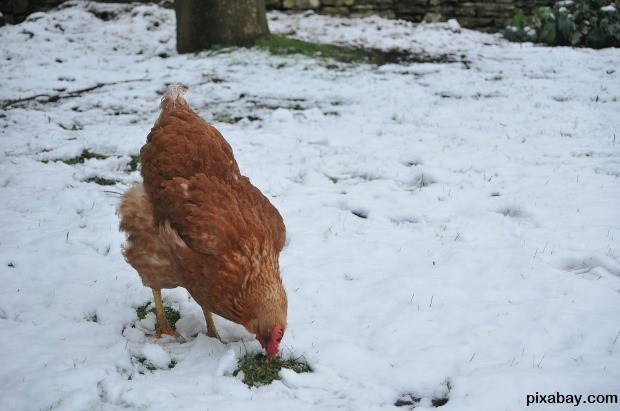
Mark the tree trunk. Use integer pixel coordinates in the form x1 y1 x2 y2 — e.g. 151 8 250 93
175 0 270 54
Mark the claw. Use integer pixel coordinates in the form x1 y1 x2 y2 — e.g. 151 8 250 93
151 288 183 341
154 321 183 340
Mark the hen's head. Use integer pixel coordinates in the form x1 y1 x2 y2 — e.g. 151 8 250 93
231 225 287 361
256 323 285 361
245 286 287 361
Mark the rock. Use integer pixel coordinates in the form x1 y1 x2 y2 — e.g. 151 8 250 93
447 18 461 32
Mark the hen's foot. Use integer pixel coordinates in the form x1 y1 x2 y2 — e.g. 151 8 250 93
203 308 220 340
151 288 183 341
154 321 183 340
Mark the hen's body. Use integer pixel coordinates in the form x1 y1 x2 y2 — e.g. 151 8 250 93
118 84 287 358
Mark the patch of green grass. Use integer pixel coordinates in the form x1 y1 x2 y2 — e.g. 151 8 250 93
233 353 311 387
135 302 151 321
395 394 450 408
134 356 177 373
163 305 181 325
84 311 98 323
137 356 157 372
256 34 369 63
395 379 450 409
43 150 141 175
212 110 238 124
128 154 140 172
552 95 571 102
255 35 462 66
84 176 118 186
61 148 108 165
326 174 339 184
255 34 382 65
135 301 181 326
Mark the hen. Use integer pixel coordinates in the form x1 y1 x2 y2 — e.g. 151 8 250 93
118 84 287 360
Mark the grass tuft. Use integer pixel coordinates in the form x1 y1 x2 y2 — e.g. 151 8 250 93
395 393 450 408
134 356 177 373
137 356 158 372
84 176 118 186
61 148 108 165
43 150 140 175
163 305 181 325
128 154 140 172
233 352 311 387
84 311 98 323
135 302 151 321
135 301 181 326
326 175 339 184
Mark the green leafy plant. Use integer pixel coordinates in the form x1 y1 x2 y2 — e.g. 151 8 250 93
59 148 108 165
84 176 118 186
233 353 311 387
133 356 177 374
43 150 141 175
128 154 140 172
504 1 620 48
135 301 181 326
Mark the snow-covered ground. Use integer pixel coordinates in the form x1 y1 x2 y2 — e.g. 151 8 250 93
1 2 619 410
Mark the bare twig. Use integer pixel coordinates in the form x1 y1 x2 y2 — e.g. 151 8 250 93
1 79 149 109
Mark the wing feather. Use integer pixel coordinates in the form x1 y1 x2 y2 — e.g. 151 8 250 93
155 175 285 257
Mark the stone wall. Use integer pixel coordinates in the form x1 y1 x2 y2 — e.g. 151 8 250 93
0 0 156 24
265 0 556 31
1 0 61 25
1 0 556 31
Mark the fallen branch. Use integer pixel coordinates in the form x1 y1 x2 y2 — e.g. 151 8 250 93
1 78 149 109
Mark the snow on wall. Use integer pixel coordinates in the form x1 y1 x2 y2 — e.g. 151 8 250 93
1 0 556 32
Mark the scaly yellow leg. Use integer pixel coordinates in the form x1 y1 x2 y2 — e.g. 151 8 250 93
202 307 220 339
152 288 182 340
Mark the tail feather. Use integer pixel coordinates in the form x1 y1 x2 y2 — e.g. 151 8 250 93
160 83 188 111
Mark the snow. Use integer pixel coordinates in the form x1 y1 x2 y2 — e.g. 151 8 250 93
601 5 617 13
141 343 172 370
0 2 619 410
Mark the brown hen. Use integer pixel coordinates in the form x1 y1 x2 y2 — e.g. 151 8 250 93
118 84 287 360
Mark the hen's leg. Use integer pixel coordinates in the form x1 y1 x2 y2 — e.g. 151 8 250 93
152 288 182 339
202 307 220 339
